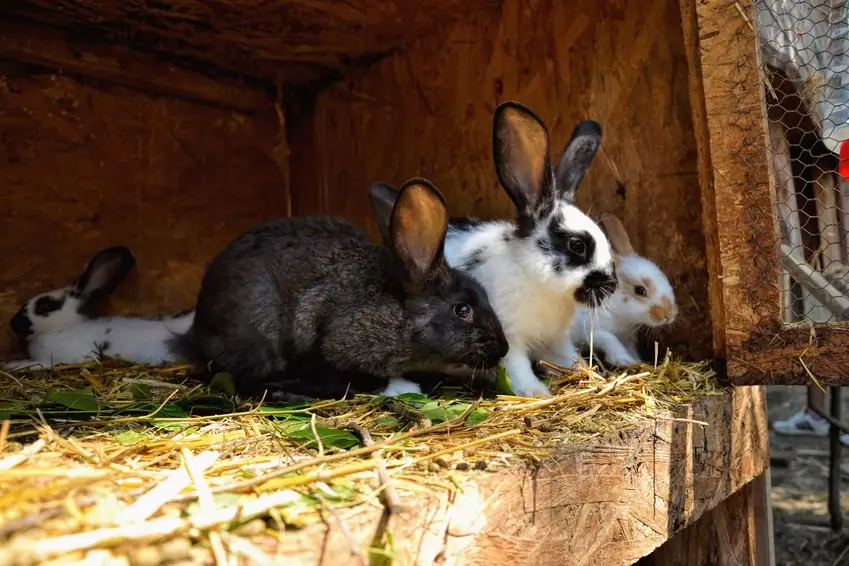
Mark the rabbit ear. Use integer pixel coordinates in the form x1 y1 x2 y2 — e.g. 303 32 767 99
492 101 555 218
368 182 400 244
553 120 602 203
389 178 449 285
599 213 635 256
72 246 136 301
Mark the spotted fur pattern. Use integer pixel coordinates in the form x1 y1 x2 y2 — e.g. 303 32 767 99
443 102 617 398
5 246 193 370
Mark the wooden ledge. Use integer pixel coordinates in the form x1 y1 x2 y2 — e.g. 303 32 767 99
279 386 769 565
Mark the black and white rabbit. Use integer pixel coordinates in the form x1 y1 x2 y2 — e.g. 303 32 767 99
442 102 617 398
171 178 510 399
5 246 194 371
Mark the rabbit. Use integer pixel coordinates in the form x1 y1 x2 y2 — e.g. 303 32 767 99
4 246 194 371
442 101 617 398
569 213 678 367
170 178 510 400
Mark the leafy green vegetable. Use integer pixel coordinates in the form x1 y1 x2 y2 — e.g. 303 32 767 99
465 407 489 426
115 430 146 445
420 401 469 423
278 421 360 450
209 372 236 397
495 364 514 395
129 383 152 401
43 388 100 411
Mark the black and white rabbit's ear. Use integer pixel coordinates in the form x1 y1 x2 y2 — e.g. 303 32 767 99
368 182 400 244
553 120 602 203
389 178 449 285
72 246 136 301
492 101 554 218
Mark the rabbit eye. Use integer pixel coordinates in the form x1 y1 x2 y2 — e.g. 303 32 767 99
568 237 587 257
453 303 473 320
634 285 647 297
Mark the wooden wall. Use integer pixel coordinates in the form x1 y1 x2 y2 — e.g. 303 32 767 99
0 61 287 359
289 0 712 360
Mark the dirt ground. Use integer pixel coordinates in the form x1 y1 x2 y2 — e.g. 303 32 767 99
767 385 849 565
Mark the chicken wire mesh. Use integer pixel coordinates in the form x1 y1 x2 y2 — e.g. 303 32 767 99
754 0 849 324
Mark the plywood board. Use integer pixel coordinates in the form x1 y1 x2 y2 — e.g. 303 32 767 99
0 63 288 359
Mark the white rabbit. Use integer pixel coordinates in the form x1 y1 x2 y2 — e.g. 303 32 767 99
571 213 678 367
4 246 194 371
441 101 617 398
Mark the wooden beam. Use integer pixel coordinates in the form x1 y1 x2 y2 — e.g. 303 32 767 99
640 470 775 565
0 18 271 113
277 387 769 565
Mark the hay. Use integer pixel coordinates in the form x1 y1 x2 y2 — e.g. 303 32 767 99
0 355 722 565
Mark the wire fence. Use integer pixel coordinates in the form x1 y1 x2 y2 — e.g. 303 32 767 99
755 0 849 323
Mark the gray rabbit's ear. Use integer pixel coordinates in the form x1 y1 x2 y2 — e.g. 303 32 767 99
72 246 135 300
368 182 399 244
389 178 449 285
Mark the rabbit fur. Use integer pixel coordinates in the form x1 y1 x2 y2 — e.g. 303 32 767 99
172 178 510 400
441 102 618 398
6 246 193 371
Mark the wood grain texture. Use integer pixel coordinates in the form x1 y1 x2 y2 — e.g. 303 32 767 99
277 386 769 565
2 0 500 86
0 63 288 360
290 0 712 362
638 471 775 566
680 0 821 384
0 18 270 113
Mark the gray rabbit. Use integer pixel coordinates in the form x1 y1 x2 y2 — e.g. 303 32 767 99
171 178 509 400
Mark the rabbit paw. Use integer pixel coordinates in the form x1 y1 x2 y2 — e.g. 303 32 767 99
603 349 641 368
381 378 423 397
512 381 553 398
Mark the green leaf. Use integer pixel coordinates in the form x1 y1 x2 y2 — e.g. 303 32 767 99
129 383 152 402
44 388 100 411
258 404 311 417
374 416 400 428
394 392 429 405
278 421 360 450
115 430 146 445
209 372 236 397
465 408 489 426
419 401 470 423
495 364 514 395
0 401 28 419
157 403 189 418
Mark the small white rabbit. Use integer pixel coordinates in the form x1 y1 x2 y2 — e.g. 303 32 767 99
4 246 194 371
570 213 678 367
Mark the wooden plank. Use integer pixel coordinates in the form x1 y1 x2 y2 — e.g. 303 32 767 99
277 387 769 565
0 17 271 113
0 63 287 359
0 0 500 84
678 0 849 384
638 470 775 566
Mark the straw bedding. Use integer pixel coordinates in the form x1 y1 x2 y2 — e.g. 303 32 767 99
0 355 722 565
